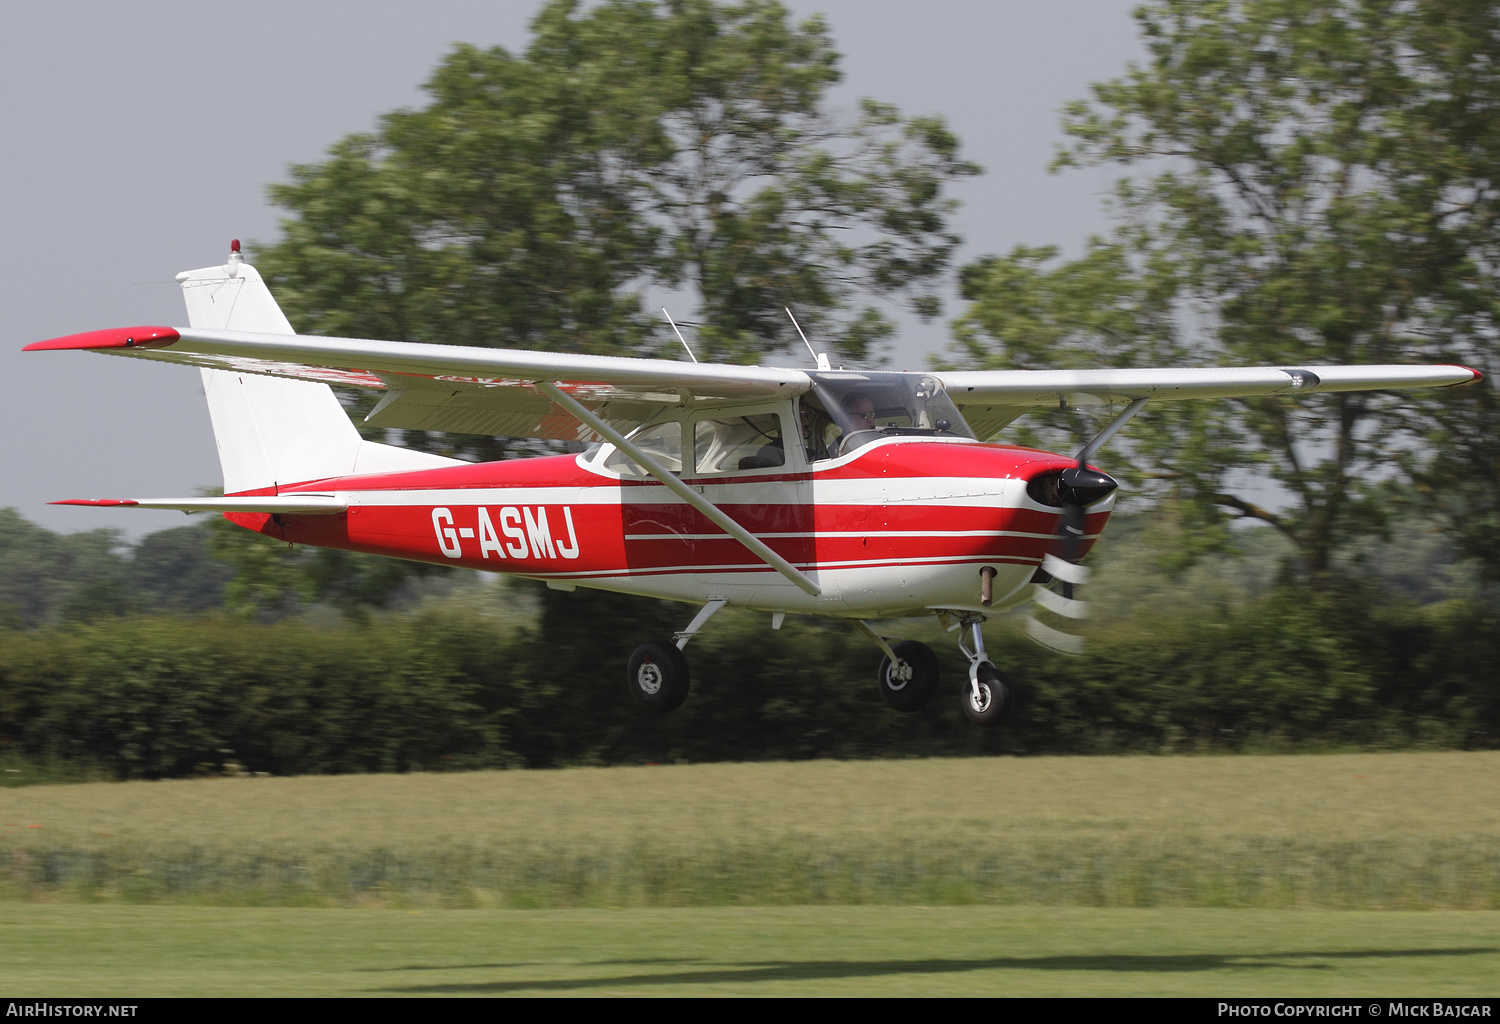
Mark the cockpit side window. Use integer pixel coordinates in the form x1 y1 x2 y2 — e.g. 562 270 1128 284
808 372 975 456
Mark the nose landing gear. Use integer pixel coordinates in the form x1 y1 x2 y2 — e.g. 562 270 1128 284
955 613 1011 728
857 615 1011 725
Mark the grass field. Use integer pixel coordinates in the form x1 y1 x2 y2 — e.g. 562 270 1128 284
3 752 1498 909
3 905 1498 996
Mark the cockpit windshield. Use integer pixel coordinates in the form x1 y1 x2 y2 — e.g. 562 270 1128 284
805 371 975 458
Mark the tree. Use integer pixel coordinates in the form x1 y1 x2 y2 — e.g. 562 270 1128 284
949 0 1500 578
247 0 978 610
0 509 125 627
260 0 978 376
203 513 458 621
0 510 233 626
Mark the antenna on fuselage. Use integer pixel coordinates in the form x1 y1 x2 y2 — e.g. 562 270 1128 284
662 307 698 364
785 307 831 371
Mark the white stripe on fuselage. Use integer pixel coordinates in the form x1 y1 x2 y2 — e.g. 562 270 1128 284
512 547 1094 579
621 529 1081 541
286 476 1040 510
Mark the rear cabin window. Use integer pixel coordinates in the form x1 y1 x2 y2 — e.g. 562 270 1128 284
604 420 682 477
692 412 787 474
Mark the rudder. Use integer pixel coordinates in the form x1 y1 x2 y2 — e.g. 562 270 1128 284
179 244 459 493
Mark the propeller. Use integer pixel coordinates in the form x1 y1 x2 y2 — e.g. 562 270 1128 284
1023 463 1119 655
1018 398 1144 654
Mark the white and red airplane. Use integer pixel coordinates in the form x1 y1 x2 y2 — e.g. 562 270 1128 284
25 244 1482 725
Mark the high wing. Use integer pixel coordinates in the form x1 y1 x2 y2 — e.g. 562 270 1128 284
25 325 1479 443
936 365 1481 440
25 325 810 442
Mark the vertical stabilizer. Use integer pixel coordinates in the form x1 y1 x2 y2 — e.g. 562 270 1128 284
179 244 460 493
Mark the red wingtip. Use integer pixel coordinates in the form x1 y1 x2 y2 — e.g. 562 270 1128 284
23 327 180 352
1442 364 1485 386
50 499 140 507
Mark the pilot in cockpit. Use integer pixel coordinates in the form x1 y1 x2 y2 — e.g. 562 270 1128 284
841 391 877 431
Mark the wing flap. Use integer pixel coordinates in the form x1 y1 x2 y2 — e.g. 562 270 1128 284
361 375 668 440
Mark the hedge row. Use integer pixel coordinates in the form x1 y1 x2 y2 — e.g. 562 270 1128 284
1 582 1496 779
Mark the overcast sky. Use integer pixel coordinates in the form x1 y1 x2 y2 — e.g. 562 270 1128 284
0 1 1143 537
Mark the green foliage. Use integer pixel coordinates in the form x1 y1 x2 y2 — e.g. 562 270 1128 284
259 0 979 383
0 574 1494 781
0 611 512 779
203 515 310 618
202 512 462 619
0 507 462 626
0 509 123 627
950 0 1500 577
0 509 231 627
1408 385 1500 582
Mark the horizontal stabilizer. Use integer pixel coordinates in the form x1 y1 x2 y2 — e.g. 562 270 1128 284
52 495 347 516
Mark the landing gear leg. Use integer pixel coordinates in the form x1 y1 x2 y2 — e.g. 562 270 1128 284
956 614 1010 728
674 599 727 650
625 599 727 712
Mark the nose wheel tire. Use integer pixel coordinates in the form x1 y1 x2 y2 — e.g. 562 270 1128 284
627 639 691 711
877 640 940 712
961 663 1011 728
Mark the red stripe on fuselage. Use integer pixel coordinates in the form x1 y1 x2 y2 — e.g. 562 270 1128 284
229 440 1111 577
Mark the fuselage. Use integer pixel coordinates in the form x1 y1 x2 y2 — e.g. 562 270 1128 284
228 434 1113 619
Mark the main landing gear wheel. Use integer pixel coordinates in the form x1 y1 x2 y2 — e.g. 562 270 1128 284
626 639 690 711
877 640 940 712
961 663 1011 728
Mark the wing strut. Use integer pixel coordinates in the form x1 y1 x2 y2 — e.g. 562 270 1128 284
535 381 822 597
1075 398 1148 463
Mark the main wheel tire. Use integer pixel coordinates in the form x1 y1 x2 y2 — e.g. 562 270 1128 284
877 640 940 712
961 663 1011 728
626 639 691 712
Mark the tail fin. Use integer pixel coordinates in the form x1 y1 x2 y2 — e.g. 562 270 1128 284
179 244 460 493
